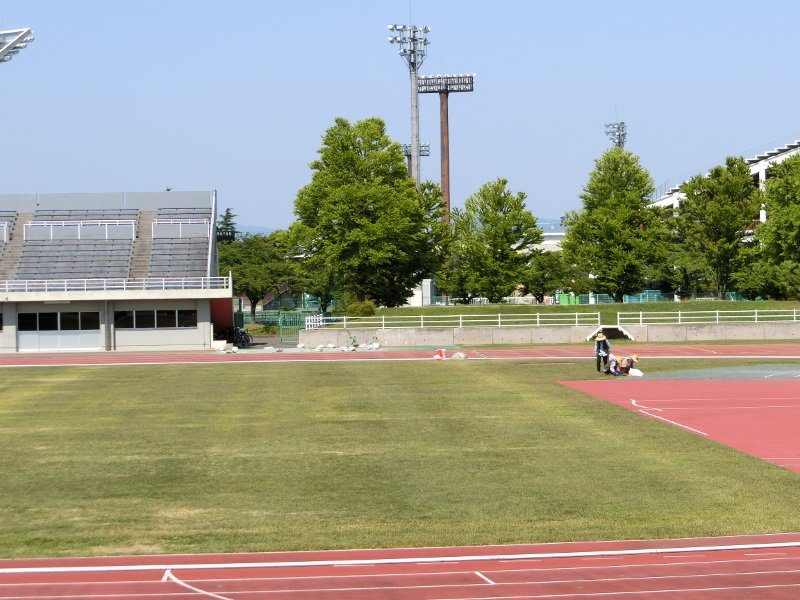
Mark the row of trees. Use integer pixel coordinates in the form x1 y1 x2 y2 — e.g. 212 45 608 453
219 116 800 316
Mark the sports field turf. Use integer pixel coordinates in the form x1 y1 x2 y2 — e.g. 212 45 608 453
2 359 800 558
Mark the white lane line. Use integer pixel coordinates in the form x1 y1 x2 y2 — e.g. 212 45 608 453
631 399 660 412
475 571 496 584
685 346 720 354
432 582 800 599
164 568 234 600
5 541 800 575
638 410 709 436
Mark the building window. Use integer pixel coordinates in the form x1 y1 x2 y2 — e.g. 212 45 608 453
114 311 134 329
18 313 38 331
135 310 156 329
114 309 197 329
177 309 197 328
61 312 80 331
39 312 58 331
156 309 176 328
18 311 100 331
80 312 100 330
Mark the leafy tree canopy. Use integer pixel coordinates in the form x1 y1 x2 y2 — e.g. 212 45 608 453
561 147 668 301
218 230 295 319
294 117 448 307
446 178 542 303
674 156 760 299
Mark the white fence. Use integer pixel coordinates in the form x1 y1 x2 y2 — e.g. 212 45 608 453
305 312 601 329
617 309 800 325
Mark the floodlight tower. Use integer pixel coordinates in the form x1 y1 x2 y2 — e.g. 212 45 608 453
388 24 430 184
401 143 430 175
0 28 34 63
605 121 627 148
418 74 475 222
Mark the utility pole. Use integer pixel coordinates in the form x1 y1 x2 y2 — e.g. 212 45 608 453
387 24 430 184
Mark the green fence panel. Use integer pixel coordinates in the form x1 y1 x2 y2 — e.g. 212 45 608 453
279 311 314 344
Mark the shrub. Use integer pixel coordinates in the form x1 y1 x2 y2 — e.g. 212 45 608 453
345 300 377 317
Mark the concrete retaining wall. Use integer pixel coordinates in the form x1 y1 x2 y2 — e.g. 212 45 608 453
299 322 800 347
623 322 800 342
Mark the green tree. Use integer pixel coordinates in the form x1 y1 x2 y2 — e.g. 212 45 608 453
287 222 340 313
218 231 295 321
561 147 668 302
674 156 760 299
753 153 800 298
216 208 238 243
521 250 569 303
449 178 542 303
294 117 448 307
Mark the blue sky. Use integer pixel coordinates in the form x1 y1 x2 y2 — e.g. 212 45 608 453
1 0 799 231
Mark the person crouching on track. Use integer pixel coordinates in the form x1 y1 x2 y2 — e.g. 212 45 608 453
593 332 610 372
605 354 638 376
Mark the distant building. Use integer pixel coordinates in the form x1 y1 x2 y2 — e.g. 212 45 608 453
533 218 567 252
651 139 800 211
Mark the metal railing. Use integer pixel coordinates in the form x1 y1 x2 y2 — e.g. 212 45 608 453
617 309 800 325
24 220 136 241
0 276 231 293
305 312 601 330
152 218 212 239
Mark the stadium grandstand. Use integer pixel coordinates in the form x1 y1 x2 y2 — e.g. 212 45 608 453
0 191 233 352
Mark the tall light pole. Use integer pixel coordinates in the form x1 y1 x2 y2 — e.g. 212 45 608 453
388 24 430 184
0 28 34 63
418 74 474 222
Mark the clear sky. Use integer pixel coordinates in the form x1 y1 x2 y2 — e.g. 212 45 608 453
1 0 799 231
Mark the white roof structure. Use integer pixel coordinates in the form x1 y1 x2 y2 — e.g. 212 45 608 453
0 28 33 63
651 139 800 210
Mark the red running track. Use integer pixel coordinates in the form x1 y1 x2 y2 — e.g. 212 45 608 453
1 342 800 368
564 379 800 472
4 534 800 599
2 343 799 598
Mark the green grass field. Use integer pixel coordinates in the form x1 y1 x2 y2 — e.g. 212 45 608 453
2 358 800 559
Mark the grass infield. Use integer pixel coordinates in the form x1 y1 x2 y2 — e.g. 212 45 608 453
2 358 800 558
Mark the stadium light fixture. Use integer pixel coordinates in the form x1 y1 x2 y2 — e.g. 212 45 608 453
0 28 34 64
387 24 430 184
605 121 627 148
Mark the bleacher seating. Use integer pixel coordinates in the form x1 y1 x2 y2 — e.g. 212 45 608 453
16 238 133 280
155 207 212 219
147 238 209 277
0 211 16 245
2 204 214 281
32 208 139 221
